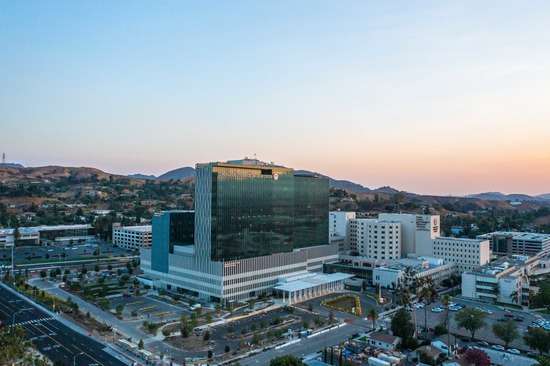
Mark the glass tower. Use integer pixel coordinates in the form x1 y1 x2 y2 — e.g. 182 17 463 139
207 161 328 261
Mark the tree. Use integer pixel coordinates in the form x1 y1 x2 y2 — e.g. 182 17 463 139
492 320 519 348
40 270 47 279
0 326 29 365
524 327 550 355
138 339 144 349
391 308 415 348
269 355 304 366
116 304 124 317
455 308 486 341
224 344 230 353
203 330 210 341
367 308 378 330
418 283 437 332
463 348 491 366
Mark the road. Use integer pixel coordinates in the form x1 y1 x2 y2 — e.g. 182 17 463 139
239 322 363 365
30 278 149 343
0 283 129 366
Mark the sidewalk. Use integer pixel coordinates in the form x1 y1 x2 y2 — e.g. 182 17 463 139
29 278 149 343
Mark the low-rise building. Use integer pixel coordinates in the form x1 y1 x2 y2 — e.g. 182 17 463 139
433 237 491 272
372 257 456 289
477 231 550 257
0 224 93 247
364 331 401 351
461 255 540 305
112 224 152 250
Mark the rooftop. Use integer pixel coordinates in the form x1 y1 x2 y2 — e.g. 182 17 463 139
0 224 92 236
115 225 151 232
366 331 401 344
274 272 353 293
478 231 550 242
469 255 535 276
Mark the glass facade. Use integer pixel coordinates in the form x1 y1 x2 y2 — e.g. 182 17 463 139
293 174 329 248
169 211 195 253
151 211 195 273
210 164 328 261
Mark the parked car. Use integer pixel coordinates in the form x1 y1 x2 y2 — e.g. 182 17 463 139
514 316 524 322
478 341 490 347
492 345 505 351
507 348 520 355
431 307 444 313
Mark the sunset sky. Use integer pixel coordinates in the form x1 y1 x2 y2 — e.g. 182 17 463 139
1 1 549 196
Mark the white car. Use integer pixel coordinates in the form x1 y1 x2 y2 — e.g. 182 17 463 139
414 303 425 309
507 348 520 355
431 307 444 313
492 345 505 351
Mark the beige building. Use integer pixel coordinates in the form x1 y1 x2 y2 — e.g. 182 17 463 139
378 213 440 257
349 218 401 260
432 237 491 272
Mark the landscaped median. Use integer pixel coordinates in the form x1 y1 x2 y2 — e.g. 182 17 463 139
322 294 363 316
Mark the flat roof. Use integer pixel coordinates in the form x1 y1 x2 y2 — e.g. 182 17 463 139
0 224 92 235
115 225 151 232
478 231 550 242
274 272 353 292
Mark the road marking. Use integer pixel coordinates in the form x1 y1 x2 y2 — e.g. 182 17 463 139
11 316 54 326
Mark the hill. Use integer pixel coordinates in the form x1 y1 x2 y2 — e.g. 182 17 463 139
466 192 547 202
157 167 196 181
0 165 125 183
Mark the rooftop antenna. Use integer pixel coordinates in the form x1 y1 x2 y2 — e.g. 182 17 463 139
2 153 5 164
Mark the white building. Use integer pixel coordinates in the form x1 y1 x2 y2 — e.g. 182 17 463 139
372 257 456 289
273 272 353 304
461 255 540 305
329 211 355 241
432 237 491 272
112 225 152 250
364 332 401 351
349 218 401 260
378 213 440 257
477 231 550 257
0 224 93 247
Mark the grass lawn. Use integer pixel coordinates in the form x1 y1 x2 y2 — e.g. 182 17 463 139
322 295 362 316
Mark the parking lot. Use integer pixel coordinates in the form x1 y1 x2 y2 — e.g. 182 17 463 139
0 239 131 265
413 298 542 352
110 294 190 322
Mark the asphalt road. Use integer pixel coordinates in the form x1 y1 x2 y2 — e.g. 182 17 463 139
239 323 364 366
0 284 128 366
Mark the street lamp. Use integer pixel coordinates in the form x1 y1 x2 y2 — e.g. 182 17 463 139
73 352 85 366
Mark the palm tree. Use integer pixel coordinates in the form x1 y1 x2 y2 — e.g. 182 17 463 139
418 279 438 333
441 294 452 356
367 308 378 330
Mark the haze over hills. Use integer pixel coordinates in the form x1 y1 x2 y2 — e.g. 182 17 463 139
1 164 549 202
467 192 550 202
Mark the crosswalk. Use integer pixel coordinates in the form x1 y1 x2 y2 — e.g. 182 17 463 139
11 316 54 326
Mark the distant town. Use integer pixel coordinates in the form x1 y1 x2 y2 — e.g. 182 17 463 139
1 158 550 366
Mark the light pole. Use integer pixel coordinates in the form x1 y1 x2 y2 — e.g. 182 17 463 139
73 351 85 366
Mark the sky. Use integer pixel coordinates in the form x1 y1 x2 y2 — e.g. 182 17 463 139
1 1 550 196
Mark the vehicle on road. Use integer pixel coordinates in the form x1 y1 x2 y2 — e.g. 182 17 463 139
507 348 520 355
478 341 490 347
514 316 524 322
492 345 505 351
431 307 444 313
